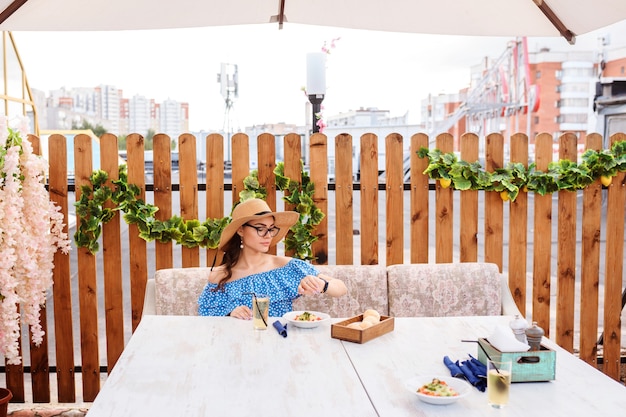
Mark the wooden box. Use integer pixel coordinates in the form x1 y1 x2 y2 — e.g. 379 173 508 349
331 315 394 344
476 338 556 382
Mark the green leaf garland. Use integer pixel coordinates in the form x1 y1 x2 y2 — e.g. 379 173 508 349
74 160 323 261
418 140 626 201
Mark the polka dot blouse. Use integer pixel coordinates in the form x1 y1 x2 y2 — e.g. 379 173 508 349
197 258 319 317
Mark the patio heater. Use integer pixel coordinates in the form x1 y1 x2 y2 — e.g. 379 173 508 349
306 52 326 133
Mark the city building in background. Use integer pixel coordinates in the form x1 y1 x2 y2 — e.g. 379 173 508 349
419 36 626 161
4 32 626 171
323 107 421 181
37 84 189 139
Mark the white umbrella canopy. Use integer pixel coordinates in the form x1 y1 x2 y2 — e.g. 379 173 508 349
1 0 626 44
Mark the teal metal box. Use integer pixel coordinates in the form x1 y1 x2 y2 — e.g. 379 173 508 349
477 338 556 382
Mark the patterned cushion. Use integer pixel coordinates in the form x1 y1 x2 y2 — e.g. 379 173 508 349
292 265 389 318
387 263 502 317
154 267 210 315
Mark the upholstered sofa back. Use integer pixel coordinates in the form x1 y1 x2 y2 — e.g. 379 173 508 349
291 265 388 317
386 263 502 317
142 262 521 318
153 267 209 315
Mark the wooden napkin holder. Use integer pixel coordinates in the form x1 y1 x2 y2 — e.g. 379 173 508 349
331 315 394 344
477 337 556 382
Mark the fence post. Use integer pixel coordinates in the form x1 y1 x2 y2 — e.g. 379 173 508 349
532 132 554 336
127 134 148 330
459 132 479 263
335 133 354 265
385 133 404 265
74 134 100 401
179 133 200 267
579 133 602 366
49 134 76 402
410 133 430 263
602 132 626 379
509 132 529 316
310 133 328 264
555 132 579 352
360 133 378 265
435 133 454 263
100 134 125 371
484 133 504 270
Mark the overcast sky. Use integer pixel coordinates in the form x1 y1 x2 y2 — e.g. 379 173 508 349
10 20 626 132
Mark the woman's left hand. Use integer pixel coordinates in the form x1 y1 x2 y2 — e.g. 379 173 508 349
298 275 322 295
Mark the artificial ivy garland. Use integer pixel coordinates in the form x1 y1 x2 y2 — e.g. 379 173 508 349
74 161 324 261
418 140 626 201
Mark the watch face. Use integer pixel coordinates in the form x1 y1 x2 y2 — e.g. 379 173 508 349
322 279 329 293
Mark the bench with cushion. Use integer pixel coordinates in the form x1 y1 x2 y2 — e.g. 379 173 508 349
291 265 388 318
142 262 522 318
386 263 507 317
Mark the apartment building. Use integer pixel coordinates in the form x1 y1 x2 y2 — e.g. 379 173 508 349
419 39 622 151
40 85 189 137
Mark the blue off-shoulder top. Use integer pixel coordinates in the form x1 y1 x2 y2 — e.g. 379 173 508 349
197 258 319 317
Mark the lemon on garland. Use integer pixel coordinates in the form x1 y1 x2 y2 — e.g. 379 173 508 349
601 175 613 187
418 140 626 202
439 178 452 188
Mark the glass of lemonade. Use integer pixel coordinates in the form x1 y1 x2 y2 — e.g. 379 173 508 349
252 294 269 330
487 359 512 408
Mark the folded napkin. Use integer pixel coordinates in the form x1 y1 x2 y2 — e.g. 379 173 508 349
488 325 530 352
464 355 487 378
273 320 288 337
443 356 464 377
443 355 487 392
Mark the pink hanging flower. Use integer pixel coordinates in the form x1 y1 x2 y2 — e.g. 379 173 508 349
0 118 71 364
315 107 327 133
322 37 341 54
316 119 327 133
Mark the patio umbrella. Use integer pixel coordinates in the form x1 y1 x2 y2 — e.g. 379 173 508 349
0 0 625 44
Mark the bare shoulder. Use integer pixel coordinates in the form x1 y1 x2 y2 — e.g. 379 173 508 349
272 256 293 269
208 265 227 284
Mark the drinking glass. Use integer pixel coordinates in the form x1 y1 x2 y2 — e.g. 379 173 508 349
252 294 269 330
487 359 512 408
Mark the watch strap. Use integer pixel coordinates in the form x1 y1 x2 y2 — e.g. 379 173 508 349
321 278 329 293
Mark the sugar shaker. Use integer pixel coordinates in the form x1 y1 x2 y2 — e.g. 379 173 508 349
509 314 529 344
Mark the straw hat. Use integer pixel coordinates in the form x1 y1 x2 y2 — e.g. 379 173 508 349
218 198 299 250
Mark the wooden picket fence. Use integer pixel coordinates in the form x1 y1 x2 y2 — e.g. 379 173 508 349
2 130 625 404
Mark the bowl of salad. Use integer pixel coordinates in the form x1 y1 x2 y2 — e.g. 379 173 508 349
283 311 330 328
405 375 472 405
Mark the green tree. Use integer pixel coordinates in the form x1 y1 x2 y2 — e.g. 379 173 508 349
144 128 156 150
117 135 127 150
72 119 107 137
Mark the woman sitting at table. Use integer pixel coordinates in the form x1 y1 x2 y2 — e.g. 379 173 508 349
198 198 347 319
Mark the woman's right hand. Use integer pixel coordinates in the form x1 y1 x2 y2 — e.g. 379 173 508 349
229 305 252 320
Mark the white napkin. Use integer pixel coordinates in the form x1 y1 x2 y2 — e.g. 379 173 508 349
488 325 531 352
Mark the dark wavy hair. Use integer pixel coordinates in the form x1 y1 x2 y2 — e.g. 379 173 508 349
211 234 242 292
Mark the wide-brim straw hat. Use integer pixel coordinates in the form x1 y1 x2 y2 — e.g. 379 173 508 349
218 198 299 250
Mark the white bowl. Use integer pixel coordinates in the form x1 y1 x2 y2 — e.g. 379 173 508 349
405 375 472 405
283 311 330 329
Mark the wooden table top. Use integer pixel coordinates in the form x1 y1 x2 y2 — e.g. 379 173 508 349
87 315 625 417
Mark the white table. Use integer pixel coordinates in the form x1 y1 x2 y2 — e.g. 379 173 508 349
86 315 377 417
87 315 625 417
342 316 626 416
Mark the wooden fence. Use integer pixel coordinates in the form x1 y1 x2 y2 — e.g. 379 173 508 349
2 130 625 404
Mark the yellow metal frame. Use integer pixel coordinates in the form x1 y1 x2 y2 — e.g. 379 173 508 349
2 31 38 135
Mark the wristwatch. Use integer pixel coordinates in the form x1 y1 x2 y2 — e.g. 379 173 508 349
320 277 329 293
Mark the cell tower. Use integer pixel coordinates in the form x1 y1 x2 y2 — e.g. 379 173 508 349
218 63 239 162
